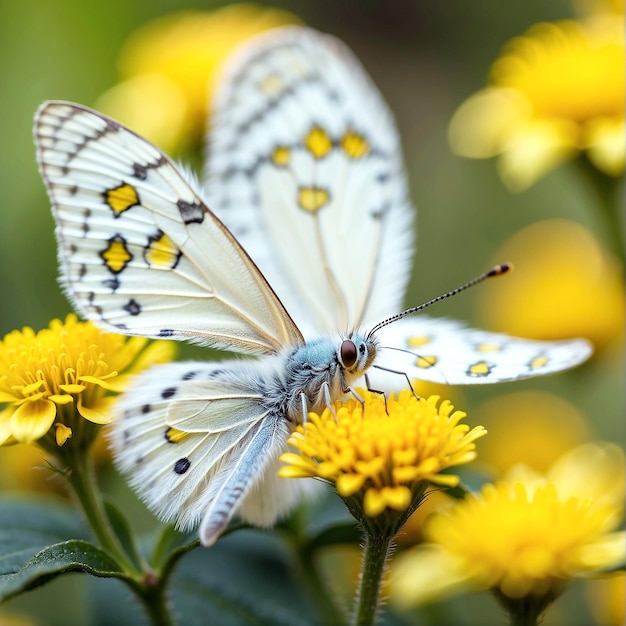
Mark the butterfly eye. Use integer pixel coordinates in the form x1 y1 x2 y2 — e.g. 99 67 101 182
340 340 358 368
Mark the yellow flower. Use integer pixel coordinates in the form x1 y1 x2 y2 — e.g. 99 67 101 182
474 219 624 349
475 390 591 475
96 4 300 152
0 314 174 448
586 572 626 626
279 391 486 533
448 16 624 190
390 443 625 618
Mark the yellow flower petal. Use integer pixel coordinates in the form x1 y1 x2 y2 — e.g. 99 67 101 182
276 465 314 479
337 473 366 497
0 390 19 403
363 488 388 517
58 384 86 394
0 406 16 445
391 545 471 608
10 399 56 444
546 443 625 512
497 118 578 191
575 532 626 571
77 397 114 425
55 423 73 446
48 394 74 405
583 116 625 174
448 87 530 158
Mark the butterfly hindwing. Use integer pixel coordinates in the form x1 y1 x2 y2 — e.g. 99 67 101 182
110 360 310 543
35 101 303 354
206 27 414 336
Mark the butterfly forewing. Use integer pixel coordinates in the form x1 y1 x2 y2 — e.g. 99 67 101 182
206 27 414 336
35 101 303 354
373 317 593 386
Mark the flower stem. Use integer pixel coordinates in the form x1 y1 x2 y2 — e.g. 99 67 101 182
138 579 176 626
62 444 140 576
493 588 555 626
353 533 393 626
57 440 177 626
574 156 624 258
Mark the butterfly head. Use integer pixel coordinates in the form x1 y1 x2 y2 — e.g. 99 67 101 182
339 334 377 377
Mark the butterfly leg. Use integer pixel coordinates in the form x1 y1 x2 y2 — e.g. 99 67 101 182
364 373 389 414
320 382 339 422
371 364 420 398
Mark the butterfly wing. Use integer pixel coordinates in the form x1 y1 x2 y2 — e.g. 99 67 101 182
110 360 312 546
205 27 414 336
372 317 593 386
35 101 303 354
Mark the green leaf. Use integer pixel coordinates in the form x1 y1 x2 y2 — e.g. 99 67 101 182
149 523 198 570
0 497 88 581
0 539 126 602
169 530 325 626
306 521 362 550
104 499 143 569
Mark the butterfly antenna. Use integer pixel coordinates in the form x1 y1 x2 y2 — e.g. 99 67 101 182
367 263 512 339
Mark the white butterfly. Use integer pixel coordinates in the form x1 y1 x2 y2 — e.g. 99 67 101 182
34 27 592 546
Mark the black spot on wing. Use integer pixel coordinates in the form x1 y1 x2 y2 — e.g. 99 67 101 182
123 299 141 316
177 200 205 224
174 458 191 474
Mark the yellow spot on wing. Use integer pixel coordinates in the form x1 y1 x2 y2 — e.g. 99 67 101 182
101 235 132 273
341 131 369 159
416 355 438 369
467 361 492 377
477 343 502 353
305 127 332 159
298 187 330 213
105 183 139 216
529 356 549 370
260 74 282 94
165 427 189 443
145 232 180 269
408 335 431 348
271 146 290 167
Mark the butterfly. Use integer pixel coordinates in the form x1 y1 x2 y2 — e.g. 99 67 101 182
34 27 592 546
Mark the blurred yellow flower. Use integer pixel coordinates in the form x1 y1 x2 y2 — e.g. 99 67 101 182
449 16 624 190
573 0 624 17
586 572 626 626
475 219 624 349
475 390 591 475
0 314 174 448
96 4 300 152
279 391 486 533
390 443 625 618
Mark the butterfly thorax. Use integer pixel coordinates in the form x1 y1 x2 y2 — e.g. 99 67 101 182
281 335 377 423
